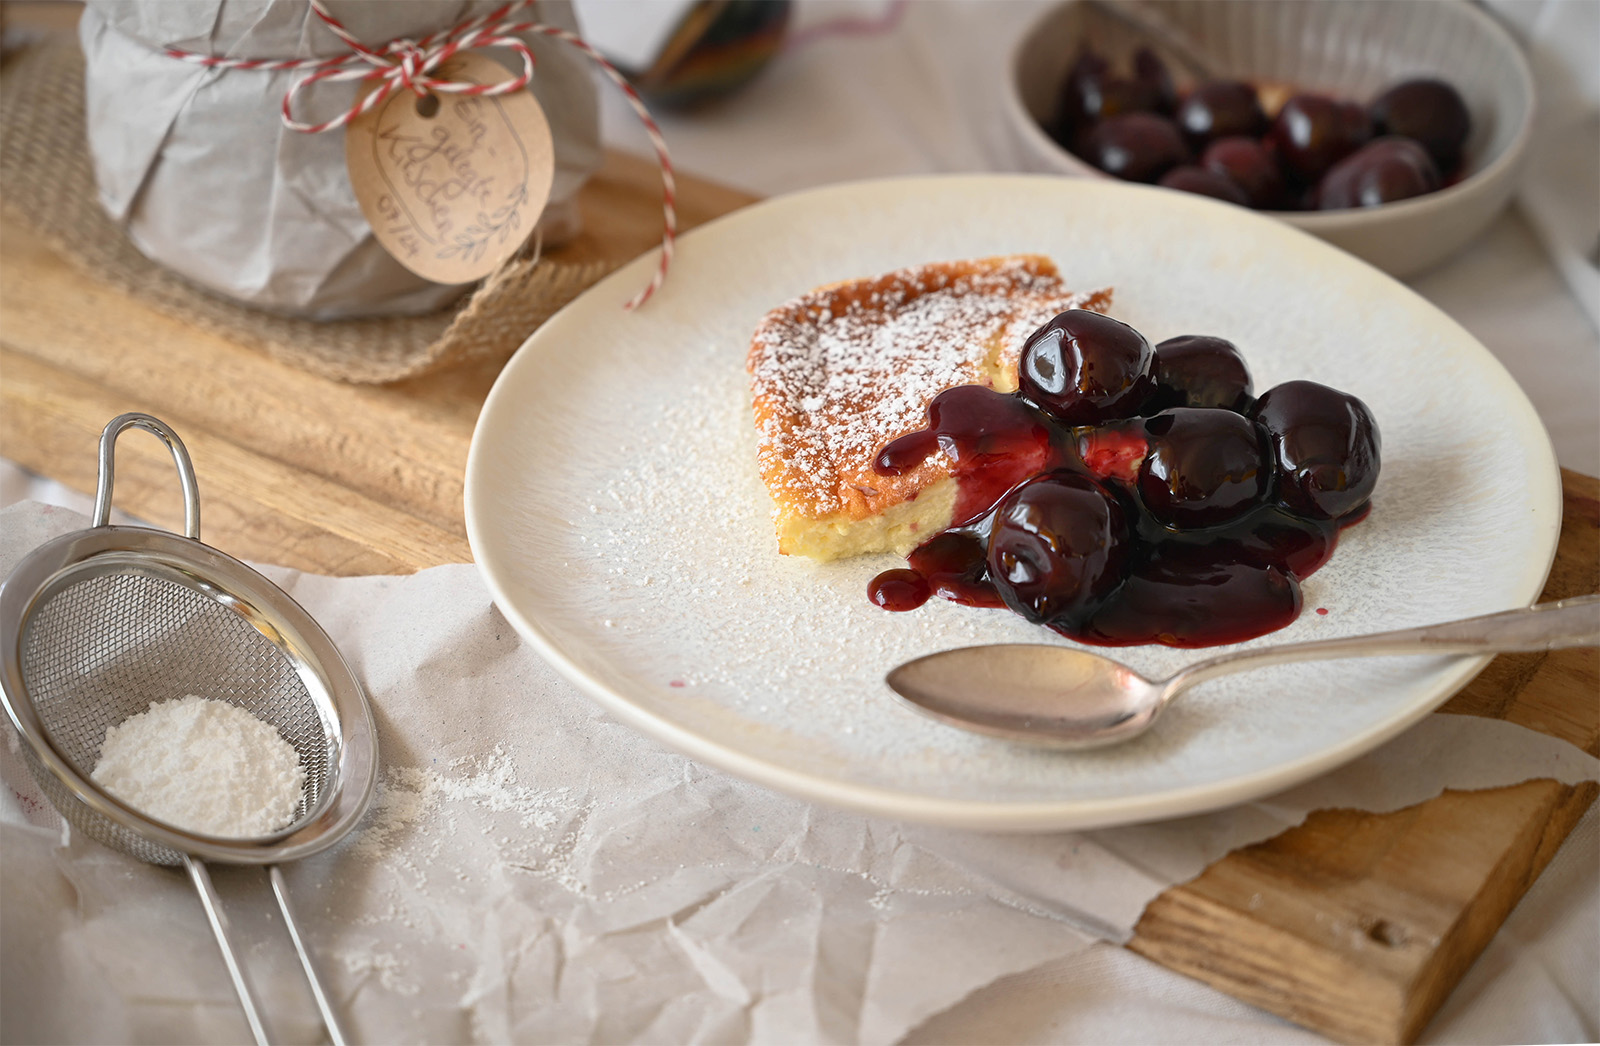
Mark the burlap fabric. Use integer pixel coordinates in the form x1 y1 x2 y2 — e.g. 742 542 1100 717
0 41 619 384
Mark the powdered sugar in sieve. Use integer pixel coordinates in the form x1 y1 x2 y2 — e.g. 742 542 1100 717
91 695 307 838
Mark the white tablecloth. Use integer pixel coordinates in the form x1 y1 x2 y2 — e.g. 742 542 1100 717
1 500 1595 1045
3 2 1597 1043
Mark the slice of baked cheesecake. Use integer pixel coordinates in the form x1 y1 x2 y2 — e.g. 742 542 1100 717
747 255 1111 560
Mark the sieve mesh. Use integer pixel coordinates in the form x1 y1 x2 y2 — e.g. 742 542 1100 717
17 569 334 863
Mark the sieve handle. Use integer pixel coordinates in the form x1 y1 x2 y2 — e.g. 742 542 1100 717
270 865 351 1046
185 856 270 1046
94 413 201 540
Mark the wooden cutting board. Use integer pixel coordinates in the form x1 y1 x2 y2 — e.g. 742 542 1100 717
2 120 1595 1046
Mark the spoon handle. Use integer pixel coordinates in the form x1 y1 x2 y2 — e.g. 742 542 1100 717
1166 593 1600 693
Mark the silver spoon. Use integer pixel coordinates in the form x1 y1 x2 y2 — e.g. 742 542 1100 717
886 594 1600 750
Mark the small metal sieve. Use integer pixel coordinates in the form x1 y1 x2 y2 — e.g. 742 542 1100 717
0 413 377 1046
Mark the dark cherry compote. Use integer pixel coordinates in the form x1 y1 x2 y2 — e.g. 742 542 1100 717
865 309 1380 648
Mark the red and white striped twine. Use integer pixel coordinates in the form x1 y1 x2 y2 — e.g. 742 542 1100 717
164 0 676 309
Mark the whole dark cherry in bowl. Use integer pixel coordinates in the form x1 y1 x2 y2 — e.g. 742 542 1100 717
1370 78 1471 173
1019 309 1157 425
1150 334 1254 412
1055 48 1169 141
1158 166 1248 205
1137 408 1272 529
1076 74 1164 129
1268 94 1372 184
1175 80 1267 151
1200 137 1289 209
1253 380 1381 519
1317 137 1441 210
1132 47 1178 115
986 470 1130 627
1054 49 1109 140
1081 112 1189 183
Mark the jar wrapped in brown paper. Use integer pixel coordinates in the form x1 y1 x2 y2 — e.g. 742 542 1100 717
79 0 602 320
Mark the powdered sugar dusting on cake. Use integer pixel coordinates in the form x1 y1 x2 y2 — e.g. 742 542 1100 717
747 256 1109 519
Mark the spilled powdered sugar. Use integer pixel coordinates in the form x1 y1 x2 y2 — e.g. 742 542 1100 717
325 745 594 1002
350 745 580 886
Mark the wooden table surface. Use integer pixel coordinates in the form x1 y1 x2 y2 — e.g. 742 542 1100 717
2 81 1596 1046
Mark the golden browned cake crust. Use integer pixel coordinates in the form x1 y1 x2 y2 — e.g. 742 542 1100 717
747 255 1112 559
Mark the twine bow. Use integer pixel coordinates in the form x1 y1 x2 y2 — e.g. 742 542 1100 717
165 0 677 309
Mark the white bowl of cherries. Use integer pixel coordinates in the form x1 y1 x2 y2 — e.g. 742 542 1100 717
1004 0 1536 278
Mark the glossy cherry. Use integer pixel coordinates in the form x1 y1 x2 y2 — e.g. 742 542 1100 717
1081 113 1190 183
1053 49 1109 140
1253 380 1381 519
986 470 1130 627
1018 309 1157 425
1175 80 1266 150
1268 94 1371 184
1137 408 1271 529
1370 78 1471 173
1317 137 1441 210
1132 48 1178 114
1150 334 1254 412
1200 136 1289 209
1054 50 1163 143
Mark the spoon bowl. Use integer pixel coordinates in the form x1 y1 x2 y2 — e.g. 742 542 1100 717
887 645 1165 749
887 595 1600 750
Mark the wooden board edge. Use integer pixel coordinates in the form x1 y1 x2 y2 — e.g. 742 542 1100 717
1438 467 1600 754
1128 779 1598 1044
2 348 470 574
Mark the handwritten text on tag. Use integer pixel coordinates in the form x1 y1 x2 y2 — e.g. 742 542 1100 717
345 51 555 285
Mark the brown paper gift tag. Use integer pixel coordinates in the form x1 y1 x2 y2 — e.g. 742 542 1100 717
345 52 555 285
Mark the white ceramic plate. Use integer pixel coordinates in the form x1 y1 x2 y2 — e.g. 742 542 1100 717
465 176 1560 832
